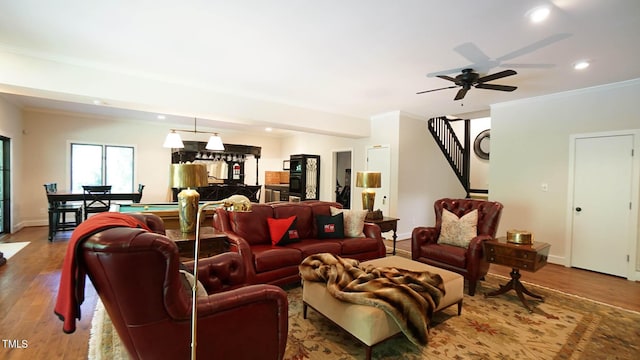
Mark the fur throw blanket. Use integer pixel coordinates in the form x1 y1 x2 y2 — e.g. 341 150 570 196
299 253 445 345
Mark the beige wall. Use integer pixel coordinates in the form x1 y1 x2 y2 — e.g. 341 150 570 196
19 109 285 227
490 78 640 278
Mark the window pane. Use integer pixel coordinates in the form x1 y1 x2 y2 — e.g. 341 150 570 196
106 146 134 192
71 144 103 192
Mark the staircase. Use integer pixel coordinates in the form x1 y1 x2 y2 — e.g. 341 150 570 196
427 116 488 198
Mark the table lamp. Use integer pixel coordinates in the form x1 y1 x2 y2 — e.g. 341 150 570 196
170 163 208 233
356 171 382 219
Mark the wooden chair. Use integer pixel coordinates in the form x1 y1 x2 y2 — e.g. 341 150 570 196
137 183 145 203
44 183 83 241
82 185 112 219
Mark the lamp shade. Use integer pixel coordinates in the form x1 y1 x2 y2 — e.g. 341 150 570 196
356 171 381 188
170 164 208 188
163 131 185 148
205 135 225 151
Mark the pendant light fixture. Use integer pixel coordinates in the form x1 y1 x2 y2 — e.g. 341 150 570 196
163 118 225 151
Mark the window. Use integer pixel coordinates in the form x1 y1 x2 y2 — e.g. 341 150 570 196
71 143 134 193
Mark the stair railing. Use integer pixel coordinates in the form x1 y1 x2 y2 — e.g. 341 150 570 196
427 116 471 196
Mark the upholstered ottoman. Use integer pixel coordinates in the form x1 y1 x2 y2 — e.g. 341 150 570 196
302 256 464 359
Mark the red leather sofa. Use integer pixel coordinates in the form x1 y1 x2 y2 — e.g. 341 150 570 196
213 201 386 286
81 214 288 360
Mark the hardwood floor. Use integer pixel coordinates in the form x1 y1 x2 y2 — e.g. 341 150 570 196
0 227 97 360
388 239 640 312
1 229 639 360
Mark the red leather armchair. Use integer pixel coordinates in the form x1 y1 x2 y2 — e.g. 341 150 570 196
81 214 289 360
411 198 503 296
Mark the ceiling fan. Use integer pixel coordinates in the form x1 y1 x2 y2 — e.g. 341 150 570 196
417 68 518 100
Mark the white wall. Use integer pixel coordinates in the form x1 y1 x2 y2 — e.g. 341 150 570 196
470 117 490 190
20 109 284 226
398 112 465 239
490 79 640 274
280 132 368 205
0 96 25 232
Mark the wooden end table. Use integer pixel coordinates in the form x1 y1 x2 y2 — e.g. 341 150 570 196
367 217 399 255
165 226 229 260
483 237 551 313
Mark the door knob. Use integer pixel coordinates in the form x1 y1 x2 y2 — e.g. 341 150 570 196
575 207 582 212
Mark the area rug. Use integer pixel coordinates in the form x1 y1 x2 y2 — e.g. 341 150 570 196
88 274 640 360
0 241 30 260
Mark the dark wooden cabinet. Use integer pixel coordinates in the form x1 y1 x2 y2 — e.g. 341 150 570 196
170 140 261 185
289 154 320 201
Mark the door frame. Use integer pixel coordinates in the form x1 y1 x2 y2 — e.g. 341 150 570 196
565 129 640 281
331 148 353 208
366 145 391 216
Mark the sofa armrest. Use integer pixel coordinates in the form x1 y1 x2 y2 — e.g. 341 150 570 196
182 252 247 293
411 226 439 259
363 223 386 257
223 231 258 284
466 235 493 279
363 222 382 240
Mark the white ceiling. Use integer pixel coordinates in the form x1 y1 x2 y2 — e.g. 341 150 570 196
0 0 639 134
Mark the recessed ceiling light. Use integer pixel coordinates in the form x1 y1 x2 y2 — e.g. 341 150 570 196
157 115 166 120
528 6 550 23
265 127 273 132
574 61 590 70
92 99 103 105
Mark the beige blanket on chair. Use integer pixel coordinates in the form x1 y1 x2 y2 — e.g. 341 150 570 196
299 253 445 346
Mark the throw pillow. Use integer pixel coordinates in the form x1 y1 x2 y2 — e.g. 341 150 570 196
330 206 367 238
437 209 478 248
267 216 301 246
316 213 345 239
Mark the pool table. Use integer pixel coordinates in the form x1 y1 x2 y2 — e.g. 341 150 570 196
112 202 219 230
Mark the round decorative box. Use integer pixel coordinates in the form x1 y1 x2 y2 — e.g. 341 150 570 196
506 230 533 245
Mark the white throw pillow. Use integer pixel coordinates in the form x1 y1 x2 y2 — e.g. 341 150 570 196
437 209 478 248
330 206 367 238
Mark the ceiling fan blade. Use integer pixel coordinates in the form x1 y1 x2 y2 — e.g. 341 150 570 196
475 83 517 92
454 88 468 100
454 42 491 64
416 85 458 94
496 33 572 62
426 66 467 77
476 69 517 83
436 74 457 82
500 63 555 69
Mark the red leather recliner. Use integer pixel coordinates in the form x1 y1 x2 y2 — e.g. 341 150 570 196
81 214 288 360
411 198 503 296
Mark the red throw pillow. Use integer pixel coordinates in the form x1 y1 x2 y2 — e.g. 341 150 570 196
268 216 300 246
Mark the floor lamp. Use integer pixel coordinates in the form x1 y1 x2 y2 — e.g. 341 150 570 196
190 196 252 360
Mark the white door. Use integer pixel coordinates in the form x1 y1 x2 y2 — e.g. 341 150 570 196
366 146 391 216
571 134 634 277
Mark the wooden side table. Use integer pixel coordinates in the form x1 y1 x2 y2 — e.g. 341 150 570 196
367 217 399 255
483 237 551 312
165 226 229 260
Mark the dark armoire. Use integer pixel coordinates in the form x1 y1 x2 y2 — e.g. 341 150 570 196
288 154 320 201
